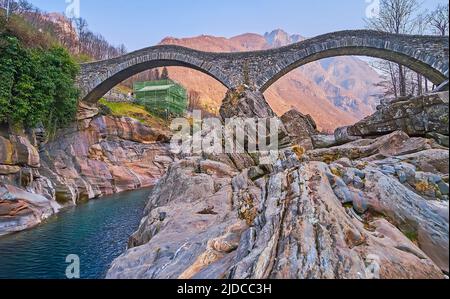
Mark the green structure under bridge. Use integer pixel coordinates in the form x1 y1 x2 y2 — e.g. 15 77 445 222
133 79 188 119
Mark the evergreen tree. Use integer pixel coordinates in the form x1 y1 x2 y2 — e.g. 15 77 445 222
0 34 79 129
161 67 169 80
154 69 160 80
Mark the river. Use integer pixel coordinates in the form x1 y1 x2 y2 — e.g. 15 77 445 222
0 188 152 279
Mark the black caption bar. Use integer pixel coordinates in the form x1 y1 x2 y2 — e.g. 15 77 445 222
0 279 447 297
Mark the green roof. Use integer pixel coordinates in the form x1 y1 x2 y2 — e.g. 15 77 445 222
136 84 175 92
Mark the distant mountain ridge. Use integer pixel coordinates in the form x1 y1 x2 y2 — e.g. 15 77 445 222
159 29 383 131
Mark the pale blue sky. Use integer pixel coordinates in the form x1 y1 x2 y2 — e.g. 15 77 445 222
29 0 446 51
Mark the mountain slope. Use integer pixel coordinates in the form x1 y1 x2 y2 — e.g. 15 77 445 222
159 29 383 131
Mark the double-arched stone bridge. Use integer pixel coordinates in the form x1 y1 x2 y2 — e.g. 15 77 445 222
77 30 449 103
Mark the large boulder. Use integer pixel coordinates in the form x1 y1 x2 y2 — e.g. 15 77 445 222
307 131 444 163
348 92 449 139
0 136 14 165
311 134 338 149
220 87 276 119
1 135 40 168
219 87 291 151
281 109 318 150
0 183 60 236
10 135 41 168
334 126 362 145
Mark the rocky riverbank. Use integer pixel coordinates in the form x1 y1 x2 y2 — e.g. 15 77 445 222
0 102 174 236
107 89 449 279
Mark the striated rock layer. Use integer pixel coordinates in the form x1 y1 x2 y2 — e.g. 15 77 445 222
107 90 448 279
0 103 174 235
107 141 448 279
345 92 449 146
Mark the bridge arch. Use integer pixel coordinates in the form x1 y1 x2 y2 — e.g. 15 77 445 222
77 30 449 103
77 45 234 103
255 30 449 92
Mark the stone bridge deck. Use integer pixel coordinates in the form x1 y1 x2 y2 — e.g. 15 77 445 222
77 30 449 103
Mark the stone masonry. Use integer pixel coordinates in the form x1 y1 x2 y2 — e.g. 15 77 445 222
77 30 449 103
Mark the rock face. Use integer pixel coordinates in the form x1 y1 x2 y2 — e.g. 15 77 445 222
220 88 277 119
346 92 449 141
307 132 449 273
107 91 448 279
0 103 174 235
281 109 318 150
0 135 40 168
40 115 174 203
107 146 447 278
0 184 60 236
220 88 291 150
307 131 445 163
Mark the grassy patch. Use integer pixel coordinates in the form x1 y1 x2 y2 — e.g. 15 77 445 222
292 145 305 160
414 180 433 193
99 99 146 115
98 99 169 130
331 167 344 177
403 230 419 243
343 202 354 209
238 193 258 226
322 153 341 164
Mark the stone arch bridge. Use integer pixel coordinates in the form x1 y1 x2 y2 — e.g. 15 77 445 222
77 30 449 103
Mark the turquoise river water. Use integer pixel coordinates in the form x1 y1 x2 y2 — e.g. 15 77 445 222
0 188 152 279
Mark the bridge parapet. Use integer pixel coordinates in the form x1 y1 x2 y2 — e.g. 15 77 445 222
77 30 449 103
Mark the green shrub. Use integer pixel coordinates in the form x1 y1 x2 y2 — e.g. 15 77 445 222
0 34 79 130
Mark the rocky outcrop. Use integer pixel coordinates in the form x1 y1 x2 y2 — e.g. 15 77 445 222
107 141 447 278
0 104 174 235
39 114 174 204
220 88 291 152
346 92 449 143
277 92 449 150
311 134 338 149
307 131 446 163
307 132 449 273
0 135 40 168
107 91 448 279
0 184 60 236
281 109 318 150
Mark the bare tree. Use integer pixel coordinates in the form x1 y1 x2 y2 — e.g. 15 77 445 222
73 17 88 53
366 0 421 97
413 12 432 95
117 44 127 56
2 1 127 62
188 90 201 111
428 3 449 36
1 0 33 19
16 0 32 14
